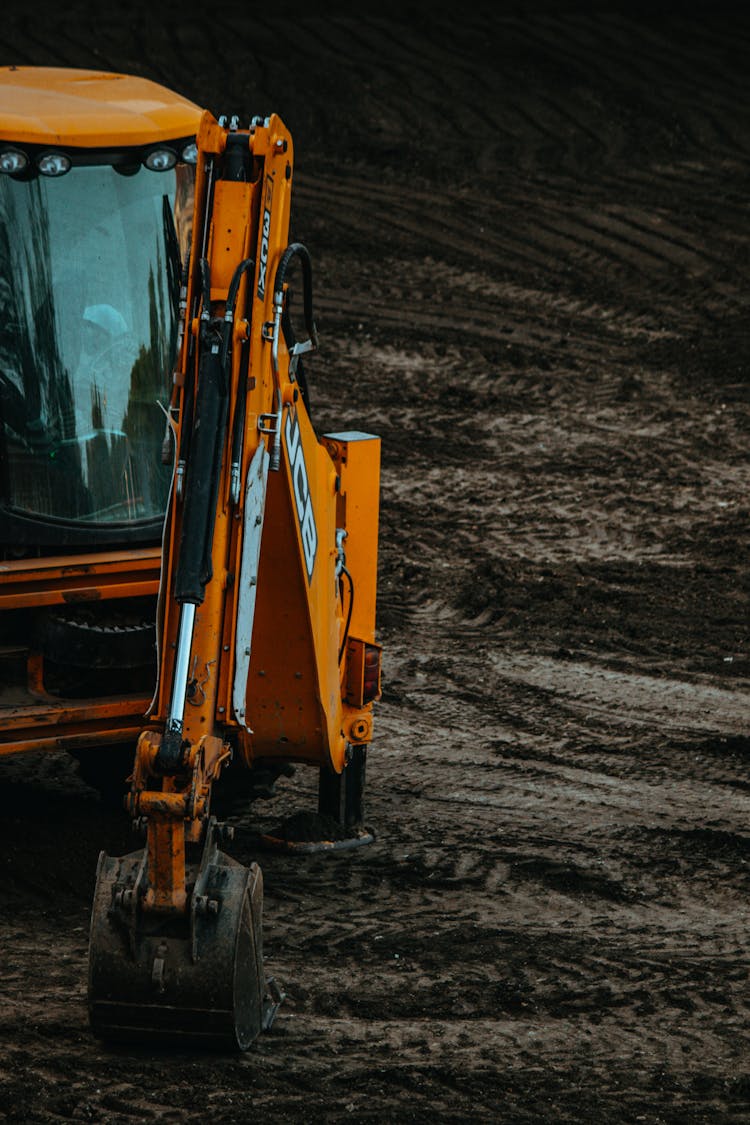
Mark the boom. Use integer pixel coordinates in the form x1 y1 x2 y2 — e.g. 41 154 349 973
86 109 382 1047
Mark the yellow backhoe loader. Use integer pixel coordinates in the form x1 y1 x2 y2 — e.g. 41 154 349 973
0 67 381 1048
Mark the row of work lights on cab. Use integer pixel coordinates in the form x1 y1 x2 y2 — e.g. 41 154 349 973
0 140 199 177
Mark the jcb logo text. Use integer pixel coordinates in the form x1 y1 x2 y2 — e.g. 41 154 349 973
285 412 318 581
257 207 271 299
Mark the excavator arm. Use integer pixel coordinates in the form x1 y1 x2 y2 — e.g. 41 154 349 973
87 110 381 1048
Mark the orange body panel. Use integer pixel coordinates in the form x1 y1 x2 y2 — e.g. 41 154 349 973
0 550 160 756
247 420 343 767
324 433 381 644
325 433 382 745
0 548 161 610
0 698 150 757
0 67 202 147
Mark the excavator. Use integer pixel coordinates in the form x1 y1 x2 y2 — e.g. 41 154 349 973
0 67 381 1049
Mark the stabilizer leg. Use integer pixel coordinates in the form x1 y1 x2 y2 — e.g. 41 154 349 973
259 745 373 853
318 744 367 828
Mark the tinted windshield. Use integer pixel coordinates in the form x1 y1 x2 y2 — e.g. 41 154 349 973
0 160 193 527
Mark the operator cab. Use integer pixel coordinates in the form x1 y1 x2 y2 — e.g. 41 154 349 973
0 67 202 553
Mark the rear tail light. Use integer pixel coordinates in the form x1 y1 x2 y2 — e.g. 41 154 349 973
362 645 381 704
344 638 382 708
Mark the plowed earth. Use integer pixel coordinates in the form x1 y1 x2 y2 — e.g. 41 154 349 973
2 5 750 1123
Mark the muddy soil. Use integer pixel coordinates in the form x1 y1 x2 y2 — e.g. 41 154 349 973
2 5 750 1122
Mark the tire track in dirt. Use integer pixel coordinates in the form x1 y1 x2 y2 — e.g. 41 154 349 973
298 171 729 285
3 7 750 1124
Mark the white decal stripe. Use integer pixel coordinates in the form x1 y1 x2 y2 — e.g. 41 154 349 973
233 443 270 728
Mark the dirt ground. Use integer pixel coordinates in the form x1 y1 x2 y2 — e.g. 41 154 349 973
2 5 750 1122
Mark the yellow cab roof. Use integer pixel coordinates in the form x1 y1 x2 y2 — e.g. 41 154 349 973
0 67 203 148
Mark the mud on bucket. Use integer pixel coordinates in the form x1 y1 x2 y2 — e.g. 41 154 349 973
87 835 281 1051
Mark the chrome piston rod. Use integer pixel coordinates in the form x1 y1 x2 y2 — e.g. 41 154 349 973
167 602 196 732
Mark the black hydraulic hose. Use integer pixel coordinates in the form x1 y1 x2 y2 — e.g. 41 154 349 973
174 260 225 603
220 257 254 370
274 242 318 349
177 255 218 494
226 257 254 318
176 234 196 469
223 258 255 492
177 369 194 472
338 566 354 664
174 255 256 601
174 326 228 604
179 151 215 468
199 258 212 321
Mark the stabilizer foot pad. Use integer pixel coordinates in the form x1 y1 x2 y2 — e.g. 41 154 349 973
257 810 374 853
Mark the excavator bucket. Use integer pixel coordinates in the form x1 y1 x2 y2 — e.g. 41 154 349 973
88 821 281 1049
